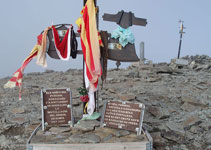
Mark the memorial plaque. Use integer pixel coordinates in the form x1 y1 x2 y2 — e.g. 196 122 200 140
41 88 74 130
101 100 145 135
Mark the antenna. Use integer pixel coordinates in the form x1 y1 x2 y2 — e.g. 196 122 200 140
177 20 186 59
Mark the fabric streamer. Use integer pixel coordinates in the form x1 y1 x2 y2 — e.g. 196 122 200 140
52 25 71 61
84 63 95 115
4 26 52 100
4 45 41 100
4 25 77 100
36 26 51 67
80 0 102 115
70 26 78 59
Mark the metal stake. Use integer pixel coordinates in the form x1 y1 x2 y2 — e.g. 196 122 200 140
140 42 145 61
177 20 186 59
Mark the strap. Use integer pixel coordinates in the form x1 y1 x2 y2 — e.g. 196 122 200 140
70 26 78 59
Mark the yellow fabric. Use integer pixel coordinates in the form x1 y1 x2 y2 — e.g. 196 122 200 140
4 45 40 89
75 17 82 28
84 102 89 114
36 26 51 67
81 0 101 90
23 45 40 63
4 80 16 88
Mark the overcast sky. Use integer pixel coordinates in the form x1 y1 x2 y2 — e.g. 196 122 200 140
0 0 211 78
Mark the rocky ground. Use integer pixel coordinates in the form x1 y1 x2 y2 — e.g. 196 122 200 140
0 55 211 150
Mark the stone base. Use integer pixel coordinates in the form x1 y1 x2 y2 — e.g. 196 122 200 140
27 123 152 150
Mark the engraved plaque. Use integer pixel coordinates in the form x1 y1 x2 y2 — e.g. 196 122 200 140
41 88 74 130
101 100 145 135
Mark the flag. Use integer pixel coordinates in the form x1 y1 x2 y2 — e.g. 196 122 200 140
4 45 40 100
52 25 71 61
80 0 102 115
4 26 51 100
81 0 102 91
36 26 51 67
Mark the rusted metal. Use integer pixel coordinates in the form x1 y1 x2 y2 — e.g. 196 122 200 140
108 38 140 62
103 10 147 63
103 10 147 28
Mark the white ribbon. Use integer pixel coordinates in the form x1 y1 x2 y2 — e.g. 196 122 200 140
84 63 95 115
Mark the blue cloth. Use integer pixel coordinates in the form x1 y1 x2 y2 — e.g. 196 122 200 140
111 26 135 47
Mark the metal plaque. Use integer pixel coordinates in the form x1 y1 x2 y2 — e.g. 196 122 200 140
101 100 145 135
41 88 74 131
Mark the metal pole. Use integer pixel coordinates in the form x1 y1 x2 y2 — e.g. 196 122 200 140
140 42 145 61
177 33 183 59
177 20 185 59
82 0 87 115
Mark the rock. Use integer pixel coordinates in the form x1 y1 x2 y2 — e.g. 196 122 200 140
150 132 166 149
31 133 68 144
161 130 185 143
114 130 130 137
205 145 211 150
1 123 15 132
73 107 83 118
170 58 189 69
49 127 71 134
72 98 82 106
126 71 140 78
182 95 208 108
14 135 25 143
106 78 114 82
199 121 211 131
181 102 201 112
146 77 161 82
180 144 189 150
156 65 174 74
191 141 203 150
69 133 100 143
183 115 201 130
25 124 40 133
107 88 116 93
102 134 113 142
0 54 210 150
175 59 189 66
118 94 136 101
189 61 197 69
189 126 204 134
147 106 170 119
195 64 211 71
142 124 153 132
184 131 195 141
11 108 25 114
166 122 185 135
0 135 9 148
7 116 28 125
74 120 100 132
147 106 160 117
94 127 117 140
